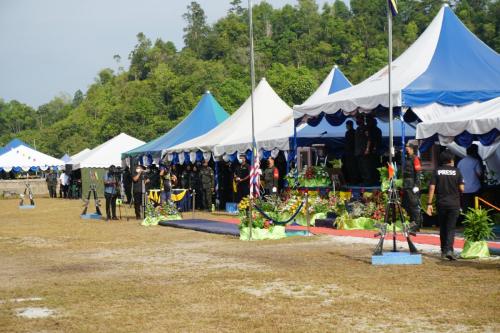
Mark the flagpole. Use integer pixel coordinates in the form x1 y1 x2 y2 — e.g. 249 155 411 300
387 3 394 165
248 0 256 240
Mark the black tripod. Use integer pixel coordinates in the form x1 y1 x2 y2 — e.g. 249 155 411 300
19 182 35 206
373 178 418 255
81 183 102 216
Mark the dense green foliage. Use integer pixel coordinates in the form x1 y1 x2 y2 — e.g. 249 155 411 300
1 0 499 156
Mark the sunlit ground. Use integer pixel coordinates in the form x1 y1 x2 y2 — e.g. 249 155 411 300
0 198 498 332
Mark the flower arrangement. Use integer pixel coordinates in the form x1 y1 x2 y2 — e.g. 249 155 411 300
142 201 181 226
285 166 331 188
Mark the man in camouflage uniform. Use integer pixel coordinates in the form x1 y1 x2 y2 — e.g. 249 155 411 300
402 141 423 234
199 160 214 211
46 168 58 198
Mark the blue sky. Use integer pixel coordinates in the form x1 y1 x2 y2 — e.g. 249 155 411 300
0 0 347 108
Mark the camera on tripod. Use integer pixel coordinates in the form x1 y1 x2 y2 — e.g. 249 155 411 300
111 166 124 177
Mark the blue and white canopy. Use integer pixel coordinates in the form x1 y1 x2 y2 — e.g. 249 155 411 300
294 5 500 115
210 66 352 157
0 138 33 156
123 91 229 159
0 145 64 173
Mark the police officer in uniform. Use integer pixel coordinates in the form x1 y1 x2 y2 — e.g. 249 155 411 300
199 160 214 210
402 141 423 234
263 157 279 195
427 150 464 260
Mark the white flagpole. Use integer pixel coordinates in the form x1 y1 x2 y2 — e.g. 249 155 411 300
248 0 256 240
387 3 394 164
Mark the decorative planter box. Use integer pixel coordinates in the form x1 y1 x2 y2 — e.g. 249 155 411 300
239 226 286 241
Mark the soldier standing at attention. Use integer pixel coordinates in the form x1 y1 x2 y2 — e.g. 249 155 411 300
263 157 279 195
46 168 58 198
199 159 214 211
402 141 423 234
235 154 250 202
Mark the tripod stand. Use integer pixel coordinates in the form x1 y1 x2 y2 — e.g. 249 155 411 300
373 178 418 255
81 183 102 217
19 182 35 207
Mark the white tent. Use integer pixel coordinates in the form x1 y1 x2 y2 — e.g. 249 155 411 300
213 65 354 157
0 145 64 172
168 78 292 157
294 5 500 116
415 97 500 145
69 148 91 164
74 133 144 169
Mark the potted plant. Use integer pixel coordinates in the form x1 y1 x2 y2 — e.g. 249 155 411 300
460 208 495 259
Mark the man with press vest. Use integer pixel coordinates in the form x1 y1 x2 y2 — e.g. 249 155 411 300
426 150 464 261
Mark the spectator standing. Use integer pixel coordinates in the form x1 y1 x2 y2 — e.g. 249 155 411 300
354 115 371 185
426 150 464 260
367 116 382 185
342 120 358 184
457 144 483 212
103 165 118 220
132 165 149 219
59 171 70 198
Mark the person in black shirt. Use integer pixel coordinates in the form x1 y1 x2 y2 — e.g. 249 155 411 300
354 115 371 185
427 150 464 260
342 120 358 184
367 116 382 185
122 166 132 204
402 141 423 234
235 155 250 202
132 165 150 219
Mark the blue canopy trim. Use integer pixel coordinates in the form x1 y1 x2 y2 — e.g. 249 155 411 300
402 7 500 106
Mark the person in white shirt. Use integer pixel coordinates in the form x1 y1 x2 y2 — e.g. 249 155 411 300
59 171 70 198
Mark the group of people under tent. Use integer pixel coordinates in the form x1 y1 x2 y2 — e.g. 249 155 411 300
341 114 384 187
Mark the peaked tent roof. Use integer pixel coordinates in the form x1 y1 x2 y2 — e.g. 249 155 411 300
69 148 91 164
4 138 33 150
75 133 144 169
60 154 71 163
294 5 500 116
168 78 293 156
213 66 355 156
0 145 64 172
123 92 229 158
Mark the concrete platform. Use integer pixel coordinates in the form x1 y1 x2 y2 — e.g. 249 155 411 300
19 205 36 209
371 252 422 265
81 213 102 220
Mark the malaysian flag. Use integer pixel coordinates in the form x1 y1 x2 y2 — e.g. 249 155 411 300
249 144 262 198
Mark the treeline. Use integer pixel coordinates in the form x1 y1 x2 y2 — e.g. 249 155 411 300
1 0 499 156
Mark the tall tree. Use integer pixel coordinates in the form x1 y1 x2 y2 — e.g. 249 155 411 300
183 2 209 57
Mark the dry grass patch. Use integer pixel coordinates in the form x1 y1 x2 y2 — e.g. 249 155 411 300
0 198 498 332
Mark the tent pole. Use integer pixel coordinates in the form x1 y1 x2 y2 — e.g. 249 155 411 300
387 3 394 164
248 0 256 240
